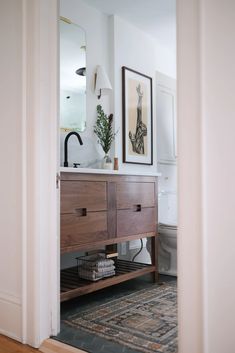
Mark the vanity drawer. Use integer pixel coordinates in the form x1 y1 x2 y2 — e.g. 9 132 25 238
116 182 155 209
117 207 156 237
61 211 108 248
61 180 107 213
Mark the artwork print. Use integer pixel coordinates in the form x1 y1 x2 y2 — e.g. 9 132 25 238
122 67 153 165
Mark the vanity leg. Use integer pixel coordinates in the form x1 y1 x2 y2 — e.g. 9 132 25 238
151 236 159 283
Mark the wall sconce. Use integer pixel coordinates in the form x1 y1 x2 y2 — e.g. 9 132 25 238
95 65 112 99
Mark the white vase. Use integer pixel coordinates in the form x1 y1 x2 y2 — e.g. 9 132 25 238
102 154 113 170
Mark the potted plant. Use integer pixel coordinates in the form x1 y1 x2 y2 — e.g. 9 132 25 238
94 105 117 169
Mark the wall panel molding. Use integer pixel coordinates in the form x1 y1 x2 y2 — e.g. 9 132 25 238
0 295 22 342
0 291 21 306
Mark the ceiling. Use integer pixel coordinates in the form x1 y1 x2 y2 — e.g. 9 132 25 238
85 0 176 53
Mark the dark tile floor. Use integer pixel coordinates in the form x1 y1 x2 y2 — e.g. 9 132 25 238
55 274 176 353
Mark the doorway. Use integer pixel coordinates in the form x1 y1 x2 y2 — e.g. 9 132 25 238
20 0 208 352
57 1 177 353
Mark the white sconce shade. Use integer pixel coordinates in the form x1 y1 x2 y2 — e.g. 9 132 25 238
95 65 112 99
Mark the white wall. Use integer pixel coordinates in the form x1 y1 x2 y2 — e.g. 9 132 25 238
112 15 176 174
0 0 23 340
60 0 112 168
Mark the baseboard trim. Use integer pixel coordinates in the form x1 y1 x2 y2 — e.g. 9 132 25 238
40 339 87 353
0 328 21 343
0 294 22 342
0 291 21 306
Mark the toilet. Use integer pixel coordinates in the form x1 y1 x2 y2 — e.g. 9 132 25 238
157 191 177 276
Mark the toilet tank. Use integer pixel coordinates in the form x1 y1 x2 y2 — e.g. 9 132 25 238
158 191 177 226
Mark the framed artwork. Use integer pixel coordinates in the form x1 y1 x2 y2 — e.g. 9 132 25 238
122 66 153 165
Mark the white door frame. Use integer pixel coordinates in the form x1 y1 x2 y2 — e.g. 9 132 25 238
22 0 205 351
177 0 204 352
22 0 60 347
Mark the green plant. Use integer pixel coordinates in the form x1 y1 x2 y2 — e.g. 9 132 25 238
94 105 117 154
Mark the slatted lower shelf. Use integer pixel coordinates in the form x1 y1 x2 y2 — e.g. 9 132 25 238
60 259 156 302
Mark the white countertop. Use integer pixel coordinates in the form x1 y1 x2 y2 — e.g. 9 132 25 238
60 167 161 177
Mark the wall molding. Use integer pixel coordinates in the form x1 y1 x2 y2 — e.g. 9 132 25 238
0 291 21 306
156 74 177 164
0 294 22 342
0 328 21 343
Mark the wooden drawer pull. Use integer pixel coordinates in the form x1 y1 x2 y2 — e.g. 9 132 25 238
75 208 87 217
134 204 142 212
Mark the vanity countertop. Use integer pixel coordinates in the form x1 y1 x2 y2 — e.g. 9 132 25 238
60 167 161 177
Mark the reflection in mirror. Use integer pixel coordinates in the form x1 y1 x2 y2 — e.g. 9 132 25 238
60 18 86 132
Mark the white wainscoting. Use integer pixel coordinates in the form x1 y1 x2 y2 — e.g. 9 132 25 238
0 292 22 341
156 72 177 165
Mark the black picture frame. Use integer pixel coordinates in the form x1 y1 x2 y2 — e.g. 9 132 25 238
122 66 153 165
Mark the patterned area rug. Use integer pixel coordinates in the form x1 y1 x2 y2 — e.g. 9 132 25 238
63 282 177 353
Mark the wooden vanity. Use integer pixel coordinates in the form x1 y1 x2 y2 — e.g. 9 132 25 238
60 170 159 302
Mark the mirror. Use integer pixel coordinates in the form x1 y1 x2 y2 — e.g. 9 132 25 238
60 18 86 132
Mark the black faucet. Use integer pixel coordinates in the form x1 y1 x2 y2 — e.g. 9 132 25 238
64 131 83 167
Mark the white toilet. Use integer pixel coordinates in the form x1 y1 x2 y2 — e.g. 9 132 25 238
158 191 177 276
